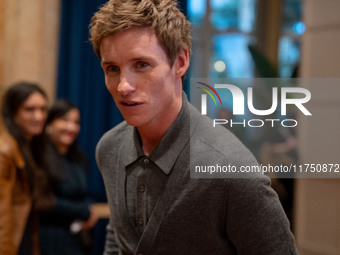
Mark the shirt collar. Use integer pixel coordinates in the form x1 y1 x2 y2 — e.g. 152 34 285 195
126 92 191 175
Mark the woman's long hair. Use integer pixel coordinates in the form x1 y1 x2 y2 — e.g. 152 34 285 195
45 99 88 180
2 81 54 211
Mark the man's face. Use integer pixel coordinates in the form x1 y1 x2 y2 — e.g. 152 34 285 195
100 27 185 130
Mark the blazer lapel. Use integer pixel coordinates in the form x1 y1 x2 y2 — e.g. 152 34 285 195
115 132 140 250
135 155 190 254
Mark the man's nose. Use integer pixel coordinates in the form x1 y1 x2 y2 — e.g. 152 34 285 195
117 74 135 96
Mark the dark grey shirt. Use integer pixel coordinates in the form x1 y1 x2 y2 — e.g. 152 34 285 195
125 99 188 236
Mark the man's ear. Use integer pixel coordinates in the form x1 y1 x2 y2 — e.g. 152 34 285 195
175 49 190 78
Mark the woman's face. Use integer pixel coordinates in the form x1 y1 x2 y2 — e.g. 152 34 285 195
47 108 81 153
14 92 48 140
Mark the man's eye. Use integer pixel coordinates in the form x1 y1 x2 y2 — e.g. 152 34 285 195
107 65 119 73
136 62 149 69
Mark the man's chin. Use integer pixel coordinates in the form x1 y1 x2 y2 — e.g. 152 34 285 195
124 118 143 127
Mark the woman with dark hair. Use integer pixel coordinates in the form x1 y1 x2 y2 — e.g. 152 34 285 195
0 81 54 255
40 99 97 255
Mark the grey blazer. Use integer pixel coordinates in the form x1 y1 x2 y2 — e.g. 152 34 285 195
96 98 298 255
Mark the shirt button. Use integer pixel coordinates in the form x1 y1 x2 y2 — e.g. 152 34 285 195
143 158 150 164
138 217 144 225
139 185 145 192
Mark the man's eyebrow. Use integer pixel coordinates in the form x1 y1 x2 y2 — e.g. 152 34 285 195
131 56 153 62
101 60 116 66
101 56 154 66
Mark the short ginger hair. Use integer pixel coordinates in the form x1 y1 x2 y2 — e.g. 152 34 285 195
89 0 192 66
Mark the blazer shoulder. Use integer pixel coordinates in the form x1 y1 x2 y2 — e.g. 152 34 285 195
0 132 16 154
97 121 132 150
193 115 258 165
0 132 25 169
96 121 133 166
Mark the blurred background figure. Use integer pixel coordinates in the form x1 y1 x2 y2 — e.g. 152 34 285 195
40 99 98 255
0 81 54 255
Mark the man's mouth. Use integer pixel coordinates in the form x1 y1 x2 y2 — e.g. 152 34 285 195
121 101 142 106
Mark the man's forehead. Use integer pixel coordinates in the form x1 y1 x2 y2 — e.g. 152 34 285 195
101 27 156 47
100 27 167 63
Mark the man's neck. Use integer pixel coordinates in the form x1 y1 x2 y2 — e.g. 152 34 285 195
138 99 183 156
140 132 163 156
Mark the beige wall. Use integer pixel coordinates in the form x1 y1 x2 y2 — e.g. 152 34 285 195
295 0 340 254
0 0 61 101
0 1 5 88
